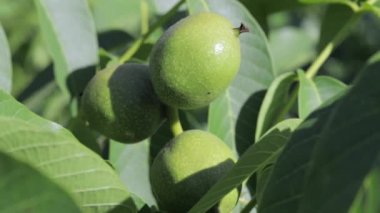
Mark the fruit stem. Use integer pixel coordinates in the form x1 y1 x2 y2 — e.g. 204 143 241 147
119 0 186 64
167 106 183 137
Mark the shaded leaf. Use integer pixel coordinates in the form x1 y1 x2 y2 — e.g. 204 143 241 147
34 0 98 96
256 119 301 205
255 72 297 141
260 54 376 213
0 23 12 93
235 91 266 155
0 91 136 212
298 50 380 213
189 119 301 213
149 121 173 163
187 0 275 153
314 75 347 102
298 70 322 119
298 71 347 119
349 158 380 213
66 117 102 155
0 151 80 213
258 95 341 213
318 4 355 49
238 0 303 32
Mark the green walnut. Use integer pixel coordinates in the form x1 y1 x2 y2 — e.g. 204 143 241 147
150 130 240 212
80 63 164 143
150 12 247 109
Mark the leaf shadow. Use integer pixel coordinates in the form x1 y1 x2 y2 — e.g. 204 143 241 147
149 120 172 165
98 30 134 51
17 64 54 102
108 196 138 213
151 158 239 213
66 65 96 98
235 90 266 156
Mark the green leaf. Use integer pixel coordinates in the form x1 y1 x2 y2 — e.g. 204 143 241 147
187 0 275 152
34 0 98 96
259 56 368 213
256 160 274 205
90 0 142 37
318 4 355 49
110 140 156 206
256 118 302 204
189 119 302 213
298 70 322 119
314 75 347 102
258 94 343 213
298 52 380 213
0 90 66 131
298 71 347 119
154 0 185 14
270 27 316 75
349 159 380 213
255 72 297 141
0 23 12 93
0 91 136 212
0 151 81 213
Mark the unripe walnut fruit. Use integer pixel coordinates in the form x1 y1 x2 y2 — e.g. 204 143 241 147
150 12 243 109
80 63 164 143
150 130 240 212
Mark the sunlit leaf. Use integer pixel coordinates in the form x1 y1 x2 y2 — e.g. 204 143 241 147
0 91 136 212
0 151 81 213
255 72 297 141
34 0 98 96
